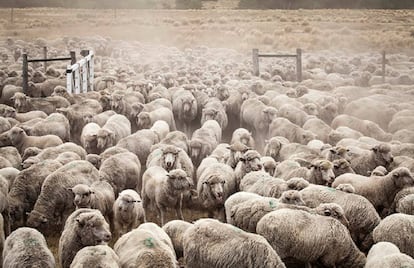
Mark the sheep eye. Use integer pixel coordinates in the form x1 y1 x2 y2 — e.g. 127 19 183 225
324 211 331 216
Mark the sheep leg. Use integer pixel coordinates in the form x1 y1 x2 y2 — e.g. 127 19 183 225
175 198 184 221
158 205 166 226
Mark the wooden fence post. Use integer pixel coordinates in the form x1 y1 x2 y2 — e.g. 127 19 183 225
252 48 259 76
43 46 48 73
296 48 302 82
22 54 28 94
70 51 76 65
382 51 386 83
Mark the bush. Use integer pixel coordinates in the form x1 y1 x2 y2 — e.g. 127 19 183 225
175 0 202 9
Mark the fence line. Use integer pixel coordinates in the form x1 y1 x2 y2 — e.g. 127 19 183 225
66 50 94 94
252 48 302 82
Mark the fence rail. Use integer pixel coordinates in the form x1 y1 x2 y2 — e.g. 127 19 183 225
66 50 94 94
252 48 302 82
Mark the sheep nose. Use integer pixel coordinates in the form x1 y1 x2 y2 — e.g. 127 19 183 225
104 233 112 242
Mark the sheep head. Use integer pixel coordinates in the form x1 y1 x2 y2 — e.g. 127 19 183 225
264 138 283 160
311 159 335 186
201 174 226 204
110 93 124 111
75 211 111 246
162 145 180 171
315 203 349 228
137 112 151 129
11 92 27 112
97 129 115 152
166 169 193 191
240 150 263 173
8 126 26 145
390 167 414 189
280 190 306 206
70 184 93 209
372 143 393 167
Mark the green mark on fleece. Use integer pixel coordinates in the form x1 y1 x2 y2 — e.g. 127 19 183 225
326 187 336 192
24 238 39 247
269 200 278 209
144 237 155 248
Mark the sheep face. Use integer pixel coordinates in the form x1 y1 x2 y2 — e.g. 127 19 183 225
70 184 93 209
83 134 97 151
217 86 229 101
202 108 218 122
137 112 151 129
391 168 414 189
329 146 351 162
110 94 123 111
27 210 49 228
99 95 112 111
264 139 283 159
190 140 202 161
239 133 253 147
332 159 354 177
240 151 263 173
97 129 115 151
262 157 276 177
262 107 278 123
167 169 193 191
0 131 12 147
8 127 25 144
204 176 226 203
2 106 16 118
313 160 335 186
280 190 305 206
162 147 179 171
117 194 140 216
303 103 319 116
372 144 393 167
12 93 27 112
315 203 349 228
182 98 196 117
76 212 111 246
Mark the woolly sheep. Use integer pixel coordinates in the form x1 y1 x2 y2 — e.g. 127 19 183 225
91 110 116 127
0 167 19 190
280 159 335 186
328 126 364 146
142 166 192 225
335 183 356 193
230 128 255 148
96 114 131 153
137 107 176 131
200 97 228 130
332 158 355 177
80 122 101 154
190 120 221 166
183 218 285 268
70 181 115 224
373 213 414 258
21 112 70 141
11 92 70 114
155 130 189 155
70 245 120 268
112 189 145 240
263 136 289 161
150 120 170 141
3 227 55 268
226 141 250 169
261 156 277 176
26 160 99 234
257 208 366 267
234 149 263 188
59 209 111 268
209 143 231 163
349 143 394 176
269 117 316 145
162 220 193 258
114 222 178 268
240 171 288 198
370 165 388 176
172 88 197 136
8 159 62 229
333 167 414 213
365 242 414 268
0 147 21 170
99 151 141 195
8 126 63 154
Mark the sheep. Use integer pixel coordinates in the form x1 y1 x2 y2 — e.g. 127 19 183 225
137 107 176 131
22 142 87 169
365 241 414 268
21 146 42 161
0 147 21 170
226 141 250 169
183 218 285 268
370 165 388 176
20 112 70 141
373 213 414 258
70 245 120 268
0 117 11 134
332 167 414 213
86 154 101 169
26 160 99 234
0 131 12 147
114 222 178 268
240 98 278 149
91 110 116 127
278 103 312 126
280 159 336 186
200 98 228 130
0 167 19 190
162 220 193 258
263 136 289 161
109 92 135 127
59 209 111 268
396 193 414 214
27 78 65 97
230 128 255 148
197 163 236 220
131 97 172 115
331 114 392 142
300 184 381 251
99 152 141 195
256 208 366 267
80 122 101 154
209 143 231 163
11 92 70 114
240 171 288 198
322 145 351 162
224 191 264 223
332 158 355 177
142 166 193 225
3 227 55 268
261 156 277 176
55 151 81 165
150 120 170 141
348 143 394 176
269 117 317 145
69 181 115 224
156 130 189 155
328 126 364 145
233 149 263 187
148 85 171 102
189 120 221 166
96 114 131 153
172 88 197 136
302 117 333 143
7 159 62 229
113 189 145 240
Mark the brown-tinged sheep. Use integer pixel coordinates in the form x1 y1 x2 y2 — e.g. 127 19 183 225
113 189 144 240
350 143 394 176
183 218 285 268
230 128 255 148
190 120 221 166
365 242 414 268
70 181 115 224
263 136 289 161
300 184 381 251
142 167 192 225
91 110 116 127
8 126 63 155
257 208 366 267
26 160 99 234
172 89 198 136
8 159 62 229
234 149 263 188
3 227 55 268
332 158 355 177
114 222 178 268
328 126 363 146
331 114 392 142
269 117 316 145
96 114 131 153
240 171 288 198
373 213 414 258
109 92 135 126
99 151 141 195
11 92 70 114
80 122 101 154
280 159 335 186
278 103 313 126
333 167 414 214
70 245 120 268
137 107 176 131
59 209 111 268
200 97 228 130
0 147 21 170
162 220 193 258
197 163 236 220
21 112 70 141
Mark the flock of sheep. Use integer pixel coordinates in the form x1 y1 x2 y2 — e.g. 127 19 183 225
0 34 413 268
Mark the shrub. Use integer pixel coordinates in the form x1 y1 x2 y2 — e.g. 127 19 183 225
175 0 202 9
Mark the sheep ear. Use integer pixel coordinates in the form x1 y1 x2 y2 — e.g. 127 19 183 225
323 209 331 216
392 171 399 178
76 217 85 227
67 188 73 192
330 149 336 153
372 146 378 152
